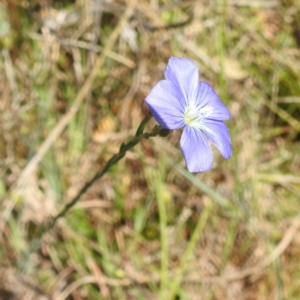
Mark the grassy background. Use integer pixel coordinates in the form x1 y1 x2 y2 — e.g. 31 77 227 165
1 0 300 299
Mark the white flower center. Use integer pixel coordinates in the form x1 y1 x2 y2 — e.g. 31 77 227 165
184 105 213 128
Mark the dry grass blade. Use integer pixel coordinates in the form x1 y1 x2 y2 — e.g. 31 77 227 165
13 0 138 191
2 49 20 107
225 217 300 281
56 276 132 300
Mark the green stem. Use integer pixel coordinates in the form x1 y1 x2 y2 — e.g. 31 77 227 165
168 205 212 300
19 113 156 269
46 116 155 234
135 112 153 136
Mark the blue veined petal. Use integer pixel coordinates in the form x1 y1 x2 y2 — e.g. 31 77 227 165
196 82 231 121
165 57 199 105
145 79 185 130
201 119 232 159
180 126 213 173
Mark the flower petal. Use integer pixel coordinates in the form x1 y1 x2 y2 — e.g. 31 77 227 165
180 126 213 172
201 119 232 159
165 57 199 105
196 82 231 121
145 80 185 130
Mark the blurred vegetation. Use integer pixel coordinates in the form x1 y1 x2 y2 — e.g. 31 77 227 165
1 0 300 299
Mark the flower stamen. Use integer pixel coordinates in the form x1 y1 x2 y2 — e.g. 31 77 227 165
184 105 214 127
199 105 213 117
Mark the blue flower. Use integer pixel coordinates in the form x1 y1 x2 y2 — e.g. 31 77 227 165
145 57 232 172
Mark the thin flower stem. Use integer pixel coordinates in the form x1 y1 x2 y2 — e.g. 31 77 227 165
45 115 154 234
19 113 154 270
168 204 212 300
135 112 153 136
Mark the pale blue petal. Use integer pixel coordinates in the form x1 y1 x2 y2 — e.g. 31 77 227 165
201 119 232 159
180 126 213 173
196 82 231 121
165 57 199 105
145 80 185 130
